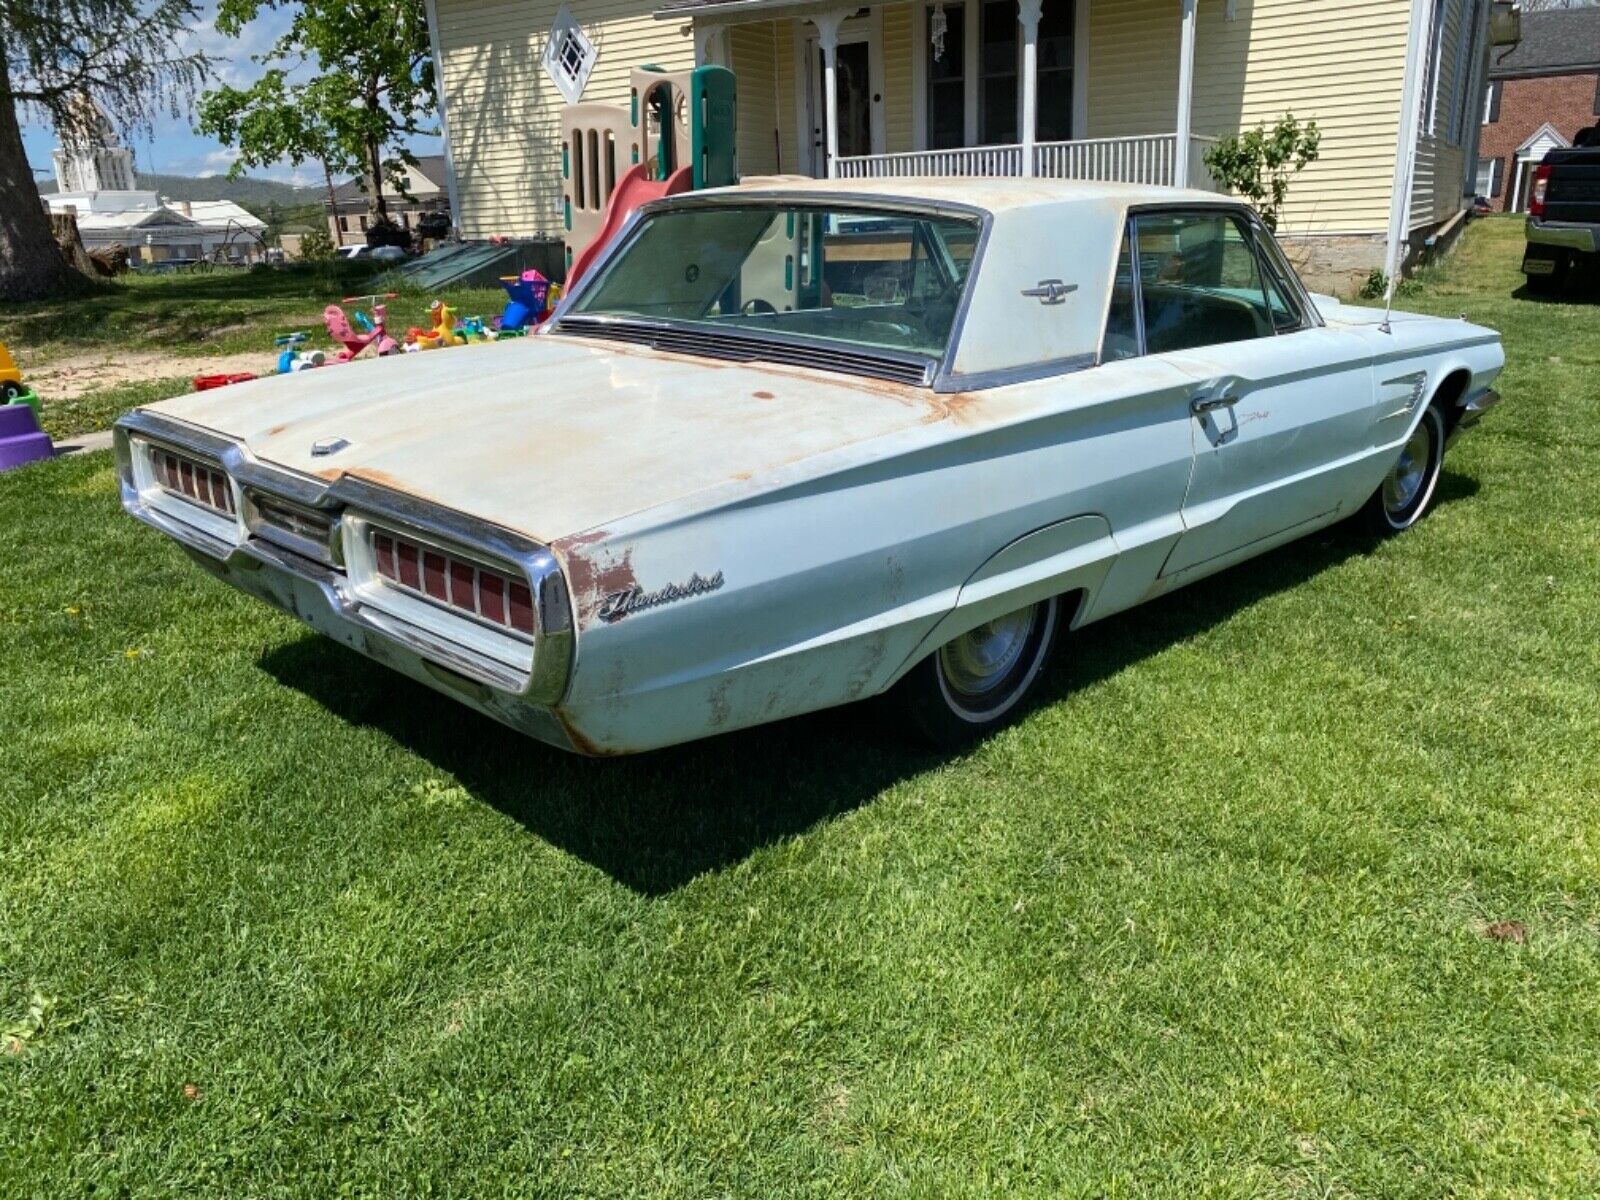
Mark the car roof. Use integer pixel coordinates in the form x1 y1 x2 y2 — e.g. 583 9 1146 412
710 175 1228 215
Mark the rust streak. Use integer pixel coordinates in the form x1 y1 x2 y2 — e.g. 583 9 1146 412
553 709 616 757
752 390 775 400
554 532 637 629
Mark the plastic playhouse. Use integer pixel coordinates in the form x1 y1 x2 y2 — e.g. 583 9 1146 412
0 340 53 472
560 64 737 288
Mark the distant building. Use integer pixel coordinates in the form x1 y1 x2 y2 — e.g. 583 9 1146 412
324 155 453 245
1475 7 1600 212
43 116 267 265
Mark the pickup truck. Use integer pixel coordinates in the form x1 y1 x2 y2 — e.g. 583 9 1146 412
1523 128 1600 293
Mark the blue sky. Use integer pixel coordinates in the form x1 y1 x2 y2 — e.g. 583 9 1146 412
21 4 440 187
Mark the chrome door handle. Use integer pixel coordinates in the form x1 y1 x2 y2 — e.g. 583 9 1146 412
1191 389 1239 415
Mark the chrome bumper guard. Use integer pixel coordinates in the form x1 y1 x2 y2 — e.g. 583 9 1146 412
1448 386 1501 448
114 409 574 704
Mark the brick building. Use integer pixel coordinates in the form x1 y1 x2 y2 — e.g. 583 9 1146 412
1476 6 1600 213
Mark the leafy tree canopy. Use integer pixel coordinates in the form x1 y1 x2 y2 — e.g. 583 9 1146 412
197 0 435 220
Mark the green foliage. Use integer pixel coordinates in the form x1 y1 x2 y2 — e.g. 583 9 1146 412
296 227 335 262
1203 113 1322 231
196 0 436 219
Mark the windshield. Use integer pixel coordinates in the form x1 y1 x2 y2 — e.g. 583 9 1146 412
570 205 981 359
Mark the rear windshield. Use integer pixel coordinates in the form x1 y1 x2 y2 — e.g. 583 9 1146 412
571 205 981 358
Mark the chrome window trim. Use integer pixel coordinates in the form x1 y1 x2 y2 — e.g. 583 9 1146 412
114 409 574 704
549 193 995 392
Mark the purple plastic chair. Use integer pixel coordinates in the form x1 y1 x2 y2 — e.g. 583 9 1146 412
0 403 54 472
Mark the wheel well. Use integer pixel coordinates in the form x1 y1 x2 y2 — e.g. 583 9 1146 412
1432 368 1473 434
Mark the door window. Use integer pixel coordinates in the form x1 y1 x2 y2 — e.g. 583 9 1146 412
1134 211 1274 354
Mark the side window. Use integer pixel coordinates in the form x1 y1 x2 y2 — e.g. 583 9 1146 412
1134 212 1274 354
1253 228 1310 333
1101 227 1140 362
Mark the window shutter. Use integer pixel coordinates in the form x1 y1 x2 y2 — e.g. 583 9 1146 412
1490 157 1504 199
1592 74 1599 117
1488 80 1502 124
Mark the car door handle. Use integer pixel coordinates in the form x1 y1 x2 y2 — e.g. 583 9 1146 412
1191 389 1239 415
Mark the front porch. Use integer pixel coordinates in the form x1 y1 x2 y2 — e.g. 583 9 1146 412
660 0 1227 190
836 132 1219 188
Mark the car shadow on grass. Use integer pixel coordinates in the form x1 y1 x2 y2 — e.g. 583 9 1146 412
259 470 1479 896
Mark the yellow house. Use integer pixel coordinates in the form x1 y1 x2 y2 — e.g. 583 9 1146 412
423 0 1501 291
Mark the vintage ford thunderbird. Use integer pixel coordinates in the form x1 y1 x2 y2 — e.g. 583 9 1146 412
116 179 1504 753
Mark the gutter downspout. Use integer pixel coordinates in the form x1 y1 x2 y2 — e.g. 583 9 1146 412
1384 0 1432 304
423 0 464 240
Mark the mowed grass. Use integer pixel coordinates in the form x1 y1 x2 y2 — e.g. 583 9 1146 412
3 217 1599 1196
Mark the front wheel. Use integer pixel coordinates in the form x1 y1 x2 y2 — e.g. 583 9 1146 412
894 596 1060 747
1361 403 1446 536
0 382 21 402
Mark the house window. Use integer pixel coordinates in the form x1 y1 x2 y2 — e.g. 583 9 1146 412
1036 0 1075 142
1484 79 1500 124
979 0 1018 145
338 216 349 232
927 3 967 149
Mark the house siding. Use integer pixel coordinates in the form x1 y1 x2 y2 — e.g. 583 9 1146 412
1409 0 1479 231
882 3 915 153
433 0 693 239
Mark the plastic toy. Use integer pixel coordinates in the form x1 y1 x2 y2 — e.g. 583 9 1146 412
0 340 23 402
324 292 401 360
193 373 257 391
275 332 309 374
498 269 551 332
414 300 466 350
7 388 42 421
0 401 53 472
561 64 736 285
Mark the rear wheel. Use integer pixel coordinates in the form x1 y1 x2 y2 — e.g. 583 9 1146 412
1361 403 1446 536
895 596 1060 747
0 382 21 402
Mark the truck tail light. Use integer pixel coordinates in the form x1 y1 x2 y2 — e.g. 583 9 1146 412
370 529 535 637
1529 163 1551 218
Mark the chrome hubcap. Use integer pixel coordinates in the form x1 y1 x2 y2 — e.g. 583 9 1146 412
939 608 1038 700
1383 421 1434 517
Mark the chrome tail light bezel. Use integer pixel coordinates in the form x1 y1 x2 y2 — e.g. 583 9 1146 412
113 409 574 704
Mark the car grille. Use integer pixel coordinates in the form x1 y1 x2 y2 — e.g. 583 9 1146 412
554 316 935 387
371 529 535 638
149 445 236 517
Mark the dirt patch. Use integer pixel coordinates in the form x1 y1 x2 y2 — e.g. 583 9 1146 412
25 349 273 401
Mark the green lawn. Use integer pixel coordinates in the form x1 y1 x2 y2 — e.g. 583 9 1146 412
3 216 1599 1196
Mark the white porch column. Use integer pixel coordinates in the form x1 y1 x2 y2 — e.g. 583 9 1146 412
1018 0 1043 177
811 11 850 178
1173 0 1197 187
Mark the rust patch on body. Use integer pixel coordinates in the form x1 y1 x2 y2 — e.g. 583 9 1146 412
554 531 637 628
752 390 775 400
553 708 615 757
265 422 290 437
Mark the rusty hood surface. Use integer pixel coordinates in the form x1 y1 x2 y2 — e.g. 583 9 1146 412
146 332 943 542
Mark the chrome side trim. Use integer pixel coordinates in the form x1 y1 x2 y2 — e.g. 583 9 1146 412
114 409 574 704
933 353 1097 393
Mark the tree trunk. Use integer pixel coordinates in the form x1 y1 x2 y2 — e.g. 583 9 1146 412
365 134 388 223
0 67 90 302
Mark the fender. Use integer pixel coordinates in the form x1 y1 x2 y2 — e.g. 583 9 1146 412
884 514 1117 687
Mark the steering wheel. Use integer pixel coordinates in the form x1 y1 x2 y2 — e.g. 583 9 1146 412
741 298 779 317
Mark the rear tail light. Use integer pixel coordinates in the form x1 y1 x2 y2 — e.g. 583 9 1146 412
1530 163 1551 218
149 446 235 516
371 529 535 637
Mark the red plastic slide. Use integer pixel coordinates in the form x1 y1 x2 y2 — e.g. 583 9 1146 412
566 163 694 289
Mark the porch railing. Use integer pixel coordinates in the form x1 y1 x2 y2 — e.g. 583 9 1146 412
836 133 1223 191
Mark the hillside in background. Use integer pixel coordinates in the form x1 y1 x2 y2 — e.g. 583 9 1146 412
34 172 324 209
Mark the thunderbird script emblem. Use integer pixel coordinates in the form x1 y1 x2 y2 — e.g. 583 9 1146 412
598 571 724 622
